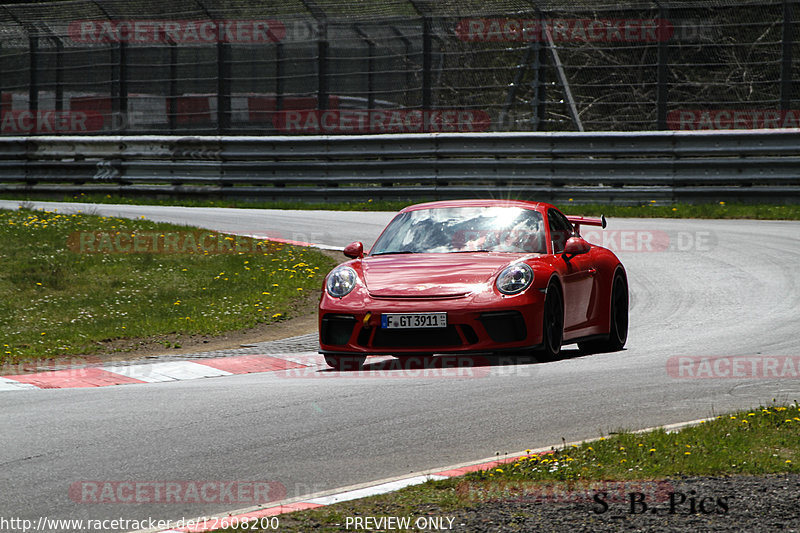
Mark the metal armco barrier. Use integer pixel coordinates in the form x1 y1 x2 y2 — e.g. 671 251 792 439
1 130 799 204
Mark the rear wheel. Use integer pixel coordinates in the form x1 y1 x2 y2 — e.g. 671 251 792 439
324 355 366 370
579 272 628 354
538 281 564 361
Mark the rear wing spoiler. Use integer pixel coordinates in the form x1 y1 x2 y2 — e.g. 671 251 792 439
567 215 607 234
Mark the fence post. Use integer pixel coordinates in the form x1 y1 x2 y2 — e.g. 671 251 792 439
55 38 63 112
656 3 670 129
355 26 375 109
421 16 432 110
389 26 412 104
780 0 794 110
115 42 128 131
0 42 3 113
217 40 231 133
29 35 38 122
275 43 284 112
169 42 177 132
318 20 329 111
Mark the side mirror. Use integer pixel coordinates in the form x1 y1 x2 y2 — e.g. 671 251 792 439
563 237 590 259
343 241 364 259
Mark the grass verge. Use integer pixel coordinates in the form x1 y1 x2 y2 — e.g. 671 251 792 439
220 403 799 532
0 207 337 365
4 193 800 220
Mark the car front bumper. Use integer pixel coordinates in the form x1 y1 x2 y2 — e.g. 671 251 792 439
319 290 546 356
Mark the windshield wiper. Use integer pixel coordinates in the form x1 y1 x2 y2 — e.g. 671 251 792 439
371 250 416 256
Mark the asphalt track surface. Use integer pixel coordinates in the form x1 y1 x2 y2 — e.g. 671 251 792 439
1 200 800 530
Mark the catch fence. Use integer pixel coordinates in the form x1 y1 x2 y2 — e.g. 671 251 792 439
0 0 797 135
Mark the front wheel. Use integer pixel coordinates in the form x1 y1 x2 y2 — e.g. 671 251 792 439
579 272 628 354
537 281 564 362
324 354 366 370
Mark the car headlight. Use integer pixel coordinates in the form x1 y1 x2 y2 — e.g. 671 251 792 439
326 266 358 298
496 263 534 295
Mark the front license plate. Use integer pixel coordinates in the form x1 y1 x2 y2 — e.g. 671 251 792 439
381 312 447 329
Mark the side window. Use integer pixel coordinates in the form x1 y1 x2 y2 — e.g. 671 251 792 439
548 209 574 253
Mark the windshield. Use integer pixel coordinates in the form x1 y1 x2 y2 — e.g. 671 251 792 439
370 206 546 255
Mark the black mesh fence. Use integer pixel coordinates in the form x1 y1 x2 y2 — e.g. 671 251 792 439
0 0 797 134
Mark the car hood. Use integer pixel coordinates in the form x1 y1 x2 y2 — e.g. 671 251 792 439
362 253 531 297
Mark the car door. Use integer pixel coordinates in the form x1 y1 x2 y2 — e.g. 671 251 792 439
548 209 598 335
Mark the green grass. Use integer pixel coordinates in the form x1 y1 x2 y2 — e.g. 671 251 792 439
0 207 337 365
221 403 800 532
4 193 800 220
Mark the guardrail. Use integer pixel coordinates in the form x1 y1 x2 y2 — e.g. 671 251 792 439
1 130 799 204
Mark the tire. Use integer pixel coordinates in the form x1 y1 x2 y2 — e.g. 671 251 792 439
537 281 564 362
579 272 628 354
324 354 366 370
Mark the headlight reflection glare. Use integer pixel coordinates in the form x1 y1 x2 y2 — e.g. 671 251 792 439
496 263 533 295
326 266 358 298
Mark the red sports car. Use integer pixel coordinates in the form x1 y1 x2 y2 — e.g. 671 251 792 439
318 199 628 369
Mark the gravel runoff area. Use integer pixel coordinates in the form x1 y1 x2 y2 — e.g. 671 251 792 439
434 474 800 532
